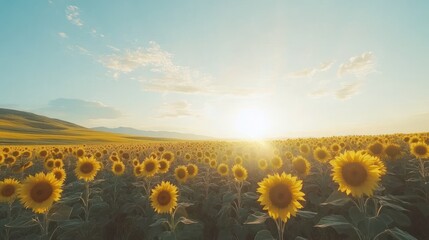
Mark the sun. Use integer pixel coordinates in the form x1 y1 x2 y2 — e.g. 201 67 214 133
234 107 270 139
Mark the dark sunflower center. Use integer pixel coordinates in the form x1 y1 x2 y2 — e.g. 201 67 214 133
220 166 227 173
177 169 186 179
5 157 15 164
135 166 142 174
114 164 123 172
1 184 15 197
47 161 54 168
269 183 292 209
163 154 172 161
187 166 195 175
317 151 327 159
55 161 61 167
293 160 306 174
157 190 171 206
341 162 368 187
30 182 53 203
80 162 94 174
385 145 400 157
414 145 427 156
159 161 167 170
145 162 155 172
54 171 63 180
370 144 383 155
333 145 339 151
235 169 244 178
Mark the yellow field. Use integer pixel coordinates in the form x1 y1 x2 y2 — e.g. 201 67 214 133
0 133 428 239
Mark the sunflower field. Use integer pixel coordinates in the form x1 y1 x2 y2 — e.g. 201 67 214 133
1 133 429 240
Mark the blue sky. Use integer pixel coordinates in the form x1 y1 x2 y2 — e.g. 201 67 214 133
1 1 429 138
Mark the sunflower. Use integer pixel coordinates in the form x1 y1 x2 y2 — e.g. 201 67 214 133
75 156 102 182
54 159 64 168
217 163 229 176
257 173 305 222
372 156 387 176
4 155 16 166
157 159 170 174
330 143 341 153
133 165 143 177
186 164 198 178
299 144 310 155
232 164 248 182
292 156 311 176
367 142 384 157
209 159 217 169
112 161 125 176
271 156 283 170
161 151 175 162
0 178 20 203
258 159 268 170
18 172 62 213
184 153 192 161
410 142 429 159
234 156 243 165
44 158 55 171
51 168 66 183
132 159 140 167
174 166 188 183
384 144 402 160
330 151 381 197
313 147 331 163
141 157 159 177
150 181 178 214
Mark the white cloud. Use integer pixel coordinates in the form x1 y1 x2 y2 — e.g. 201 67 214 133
308 89 330 98
67 45 92 56
100 41 264 96
288 60 335 79
66 5 83 26
335 81 362 100
58 32 68 38
337 52 375 78
157 101 198 118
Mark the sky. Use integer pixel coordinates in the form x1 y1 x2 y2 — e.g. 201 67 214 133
1 1 429 139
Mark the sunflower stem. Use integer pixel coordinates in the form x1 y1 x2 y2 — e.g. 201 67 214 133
84 181 90 222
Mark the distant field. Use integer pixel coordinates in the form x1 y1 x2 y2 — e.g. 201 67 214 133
0 108 168 145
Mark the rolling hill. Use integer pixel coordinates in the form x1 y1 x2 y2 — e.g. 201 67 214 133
92 127 212 140
0 108 166 145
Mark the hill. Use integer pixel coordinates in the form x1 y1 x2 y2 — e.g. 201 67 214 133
0 108 165 145
92 127 212 140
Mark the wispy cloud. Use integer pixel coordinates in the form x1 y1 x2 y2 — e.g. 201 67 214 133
67 45 92 56
58 32 68 38
100 41 264 96
91 28 104 38
157 101 199 118
337 52 375 78
288 60 335 79
335 81 362 100
308 89 330 98
37 98 121 122
66 5 83 26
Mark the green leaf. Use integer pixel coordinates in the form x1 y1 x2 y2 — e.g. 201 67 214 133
363 216 387 239
383 227 417 240
5 216 39 228
222 192 237 204
178 202 193 208
243 192 259 200
244 212 269 224
177 216 198 225
254 229 275 240
348 206 365 226
48 203 73 221
315 215 353 233
150 218 168 227
297 210 317 219
381 209 411 227
321 191 350 206
160 230 175 240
